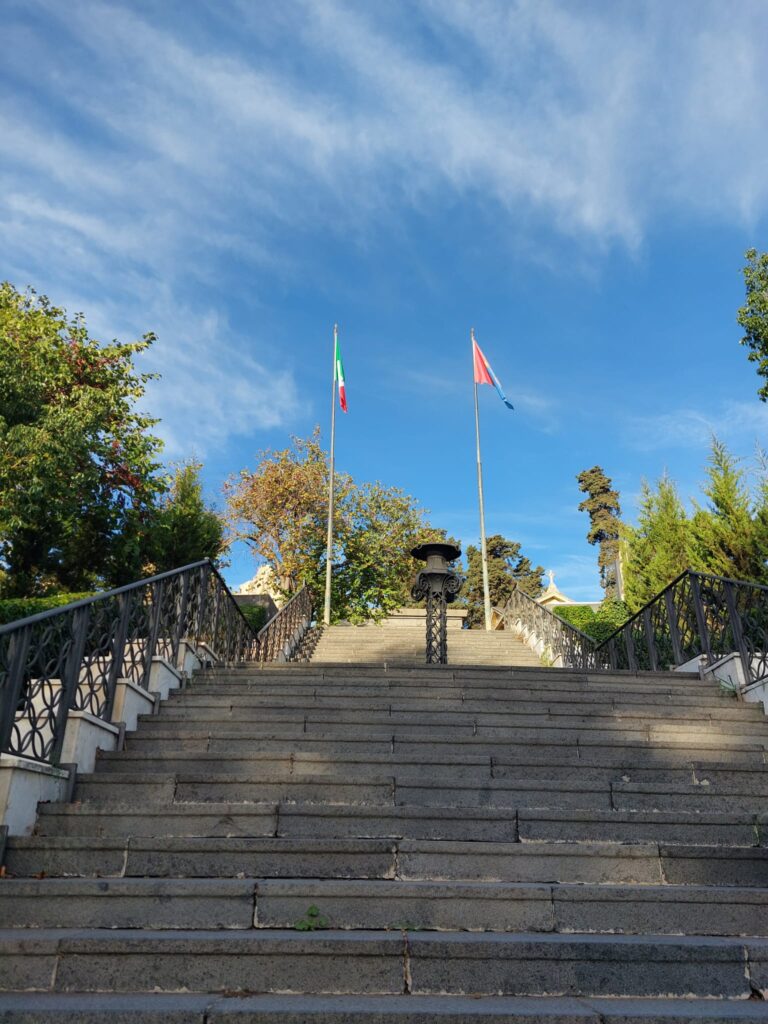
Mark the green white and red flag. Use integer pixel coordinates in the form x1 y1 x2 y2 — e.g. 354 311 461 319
334 330 348 412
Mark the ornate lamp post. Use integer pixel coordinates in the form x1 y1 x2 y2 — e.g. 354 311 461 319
410 542 463 664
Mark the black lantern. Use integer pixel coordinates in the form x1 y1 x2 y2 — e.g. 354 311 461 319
410 542 463 664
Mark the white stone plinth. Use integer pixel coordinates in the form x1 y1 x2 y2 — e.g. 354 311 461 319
149 657 184 699
60 711 120 774
112 678 157 732
0 753 71 836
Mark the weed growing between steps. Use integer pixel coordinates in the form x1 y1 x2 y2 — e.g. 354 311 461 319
294 905 329 931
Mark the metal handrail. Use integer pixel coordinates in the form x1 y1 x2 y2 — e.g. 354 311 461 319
498 585 602 670
0 560 253 635
594 569 768 685
0 560 260 766
257 585 314 662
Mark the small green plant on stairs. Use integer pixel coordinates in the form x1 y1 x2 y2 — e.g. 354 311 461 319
294 905 329 931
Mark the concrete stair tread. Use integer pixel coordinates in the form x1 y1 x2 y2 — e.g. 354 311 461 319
2 993 768 1023
0 929 766 998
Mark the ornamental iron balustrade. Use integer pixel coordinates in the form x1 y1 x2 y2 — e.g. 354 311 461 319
0 560 259 766
595 570 768 686
498 585 599 670
256 585 314 663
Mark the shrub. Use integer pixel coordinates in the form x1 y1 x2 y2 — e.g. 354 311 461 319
554 599 630 644
0 593 95 626
238 603 268 634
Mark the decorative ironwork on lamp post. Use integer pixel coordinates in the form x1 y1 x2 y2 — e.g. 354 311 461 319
410 542 463 664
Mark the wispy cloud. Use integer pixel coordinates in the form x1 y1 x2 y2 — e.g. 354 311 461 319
3 0 768 452
624 401 768 452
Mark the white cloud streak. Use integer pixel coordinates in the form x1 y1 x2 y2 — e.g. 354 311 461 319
3 0 768 451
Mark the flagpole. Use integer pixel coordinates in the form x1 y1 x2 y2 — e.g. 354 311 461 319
471 327 493 631
323 324 338 626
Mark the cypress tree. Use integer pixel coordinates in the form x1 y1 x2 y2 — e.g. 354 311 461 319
577 466 623 599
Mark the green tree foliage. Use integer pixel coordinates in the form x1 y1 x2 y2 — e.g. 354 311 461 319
622 475 691 611
621 439 768 611
0 283 163 596
226 431 444 622
737 248 768 401
554 600 630 643
150 462 226 573
577 466 622 599
465 534 543 628
688 440 766 583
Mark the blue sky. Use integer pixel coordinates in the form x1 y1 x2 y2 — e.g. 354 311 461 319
3 0 768 600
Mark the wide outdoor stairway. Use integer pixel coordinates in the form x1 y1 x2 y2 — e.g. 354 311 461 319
2 662 768 1021
311 609 541 666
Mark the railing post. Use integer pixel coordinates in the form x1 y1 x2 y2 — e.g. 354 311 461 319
623 624 637 672
104 592 132 718
688 574 713 666
54 605 91 763
0 627 31 755
172 571 191 667
642 608 658 672
664 589 684 666
722 579 751 692
195 564 211 647
144 580 165 687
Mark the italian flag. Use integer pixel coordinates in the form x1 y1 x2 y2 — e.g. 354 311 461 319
334 331 348 413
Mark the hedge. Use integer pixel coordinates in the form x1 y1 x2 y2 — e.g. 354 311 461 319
238 603 269 633
0 593 95 627
554 600 630 644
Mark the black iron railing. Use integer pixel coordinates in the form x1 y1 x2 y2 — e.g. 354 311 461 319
0 560 259 766
257 585 314 662
499 586 599 670
595 570 768 685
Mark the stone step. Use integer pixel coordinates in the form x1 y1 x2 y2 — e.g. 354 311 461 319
125 723 766 764
70 769 768 814
516 808 767 846
94 751 768 793
34 801 518 842
147 705 768 740
4 837 670 883
3 993 768 1024
128 714 767 752
3 877 768 936
8 833 767 885
121 731 767 765
189 662 721 679
32 800 768 847
232 879 768 936
160 694 767 723
196 671 716 696
0 929 765 998
178 686 744 712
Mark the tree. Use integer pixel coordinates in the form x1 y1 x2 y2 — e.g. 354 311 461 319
150 462 226 573
737 248 768 401
577 466 622 599
621 475 691 611
225 430 445 622
465 535 543 628
0 283 163 596
688 439 766 584
225 430 340 596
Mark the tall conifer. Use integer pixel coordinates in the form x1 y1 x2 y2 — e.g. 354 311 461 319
577 466 623 599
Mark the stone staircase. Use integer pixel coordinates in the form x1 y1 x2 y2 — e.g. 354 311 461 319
1 661 768 1020
311 608 541 666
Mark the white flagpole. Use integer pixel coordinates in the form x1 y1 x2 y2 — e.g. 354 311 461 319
471 328 493 631
323 324 338 626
